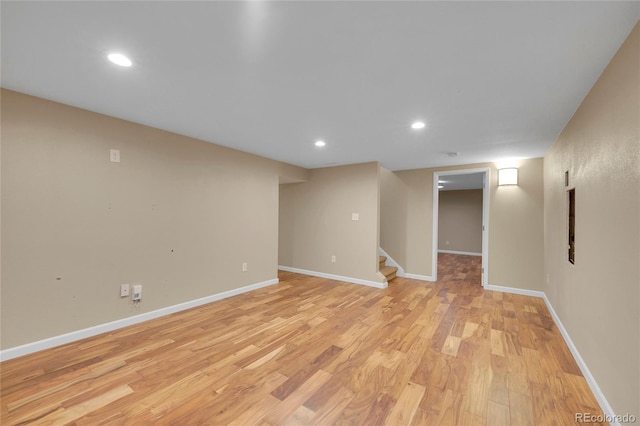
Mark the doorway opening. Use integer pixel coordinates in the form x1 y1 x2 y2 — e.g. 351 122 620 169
432 168 490 286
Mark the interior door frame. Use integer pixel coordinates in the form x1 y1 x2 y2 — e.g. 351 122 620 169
432 167 490 286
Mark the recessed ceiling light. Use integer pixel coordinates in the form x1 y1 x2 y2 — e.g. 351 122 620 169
411 121 426 129
315 140 326 147
108 53 132 67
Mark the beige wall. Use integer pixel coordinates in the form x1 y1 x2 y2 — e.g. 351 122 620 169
544 22 639 415
379 167 409 267
380 168 433 277
488 158 544 291
438 189 483 253
279 162 384 284
0 89 307 349
380 159 544 290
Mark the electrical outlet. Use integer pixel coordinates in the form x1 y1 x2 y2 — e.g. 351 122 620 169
351 213 359 221
120 284 130 297
331 255 336 263
132 284 142 301
242 262 248 272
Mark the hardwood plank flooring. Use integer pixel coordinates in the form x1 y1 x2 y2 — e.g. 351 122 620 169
1 254 605 425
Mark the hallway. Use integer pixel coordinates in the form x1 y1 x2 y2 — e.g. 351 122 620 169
437 252 482 287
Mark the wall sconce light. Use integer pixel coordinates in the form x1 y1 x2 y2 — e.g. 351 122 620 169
498 168 518 186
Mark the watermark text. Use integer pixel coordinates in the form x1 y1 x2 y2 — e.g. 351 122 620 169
576 412 637 424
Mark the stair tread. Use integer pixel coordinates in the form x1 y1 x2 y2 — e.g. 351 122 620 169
380 265 397 275
379 256 387 263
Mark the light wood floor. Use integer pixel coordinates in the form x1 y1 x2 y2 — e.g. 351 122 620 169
1 254 605 425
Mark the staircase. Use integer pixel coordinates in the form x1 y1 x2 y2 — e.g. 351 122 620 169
379 256 398 282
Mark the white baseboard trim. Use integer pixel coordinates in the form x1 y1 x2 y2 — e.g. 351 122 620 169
541 294 618 425
403 273 436 282
484 284 545 298
438 249 482 257
484 283 616 424
278 265 387 289
0 278 279 362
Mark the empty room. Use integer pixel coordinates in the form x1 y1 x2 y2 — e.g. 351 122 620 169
1 2 638 425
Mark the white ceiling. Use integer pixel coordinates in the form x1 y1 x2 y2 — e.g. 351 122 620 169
2 2 638 171
439 173 484 191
